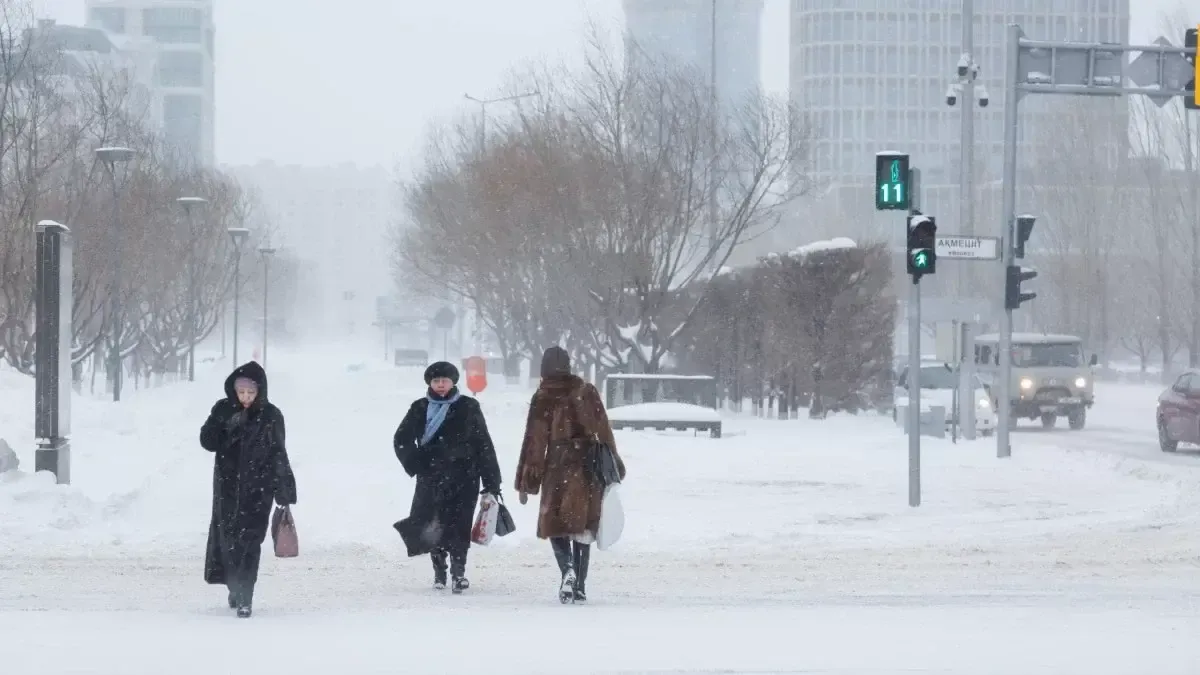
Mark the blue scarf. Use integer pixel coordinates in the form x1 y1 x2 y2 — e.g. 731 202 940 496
421 391 461 445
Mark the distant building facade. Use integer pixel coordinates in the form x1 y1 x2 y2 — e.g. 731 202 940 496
85 0 215 166
786 0 1131 248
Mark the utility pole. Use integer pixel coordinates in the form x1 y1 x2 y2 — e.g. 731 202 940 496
946 0 989 301
708 0 720 250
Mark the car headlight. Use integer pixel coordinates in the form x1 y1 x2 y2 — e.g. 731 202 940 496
1019 378 1033 390
977 398 990 408
1074 377 1086 387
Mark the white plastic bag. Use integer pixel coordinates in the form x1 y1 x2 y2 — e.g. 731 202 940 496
596 484 625 550
470 493 498 546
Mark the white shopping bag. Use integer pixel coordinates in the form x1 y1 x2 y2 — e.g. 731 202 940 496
470 493 498 546
596 484 625 551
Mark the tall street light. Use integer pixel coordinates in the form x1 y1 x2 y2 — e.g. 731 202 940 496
227 227 250 366
95 146 136 402
177 196 207 382
463 89 539 355
463 90 540 151
258 245 276 369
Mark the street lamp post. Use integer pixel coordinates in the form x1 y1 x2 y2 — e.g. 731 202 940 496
463 90 538 354
227 227 250 366
258 246 276 369
95 146 136 402
177 196 207 382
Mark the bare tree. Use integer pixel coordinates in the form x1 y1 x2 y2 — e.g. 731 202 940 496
395 29 819 381
0 5 259 390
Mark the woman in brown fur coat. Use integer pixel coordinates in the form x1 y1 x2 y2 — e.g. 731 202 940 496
515 346 626 603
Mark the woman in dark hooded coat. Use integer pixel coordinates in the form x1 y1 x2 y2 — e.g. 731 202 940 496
199 361 297 618
393 361 502 594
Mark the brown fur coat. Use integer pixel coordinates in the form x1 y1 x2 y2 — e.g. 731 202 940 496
515 374 626 540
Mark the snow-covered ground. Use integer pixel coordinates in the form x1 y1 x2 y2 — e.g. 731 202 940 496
2 347 1199 674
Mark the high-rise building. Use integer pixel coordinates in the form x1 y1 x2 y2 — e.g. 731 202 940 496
623 0 765 109
23 19 162 130
788 0 1130 246
85 0 215 167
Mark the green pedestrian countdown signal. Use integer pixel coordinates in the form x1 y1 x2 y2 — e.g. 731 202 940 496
875 151 910 211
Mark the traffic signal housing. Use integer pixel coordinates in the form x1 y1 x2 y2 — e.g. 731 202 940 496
1014 214 1036 259
1186 27 1198 110
906 214 936 278
1005 265 1037 310
875 152 910 210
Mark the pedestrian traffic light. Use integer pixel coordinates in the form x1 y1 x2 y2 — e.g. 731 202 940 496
1186 27 1198 110
875 152 910 210
906 214 936 278
1014 214 1036 259
1005 265 1037 310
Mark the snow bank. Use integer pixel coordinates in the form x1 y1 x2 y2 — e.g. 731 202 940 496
789 236 857 256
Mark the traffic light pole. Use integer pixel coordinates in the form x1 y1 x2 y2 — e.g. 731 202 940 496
996 24 1021 460
907 274 921 507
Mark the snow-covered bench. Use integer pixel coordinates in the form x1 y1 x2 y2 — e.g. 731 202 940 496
607 402 723 438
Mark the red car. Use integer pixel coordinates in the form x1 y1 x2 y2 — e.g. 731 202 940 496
1157 371 1200 452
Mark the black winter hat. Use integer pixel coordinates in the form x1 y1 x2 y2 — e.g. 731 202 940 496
540 346 571 378
424 361 459 384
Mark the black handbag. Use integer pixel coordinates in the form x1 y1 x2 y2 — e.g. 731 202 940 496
588 440 622 487
494 496 516 537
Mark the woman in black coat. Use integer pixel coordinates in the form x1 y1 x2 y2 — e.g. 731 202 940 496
393 361 502 594
199 361 297 618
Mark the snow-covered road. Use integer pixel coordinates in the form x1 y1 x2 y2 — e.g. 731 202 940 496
2 349 1199 673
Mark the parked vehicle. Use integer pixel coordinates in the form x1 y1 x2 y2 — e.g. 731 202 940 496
1157 371 1200 452
893 359 996 436
974 333 1097 430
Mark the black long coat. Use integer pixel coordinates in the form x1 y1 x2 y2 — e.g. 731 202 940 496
393 391 502 556
200 362 297 584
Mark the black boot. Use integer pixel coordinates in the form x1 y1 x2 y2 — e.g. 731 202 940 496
431 549 448 590
551 537 576 603
449 549 469 594
229 578 253 618
239 582 255 618
572 542 591 602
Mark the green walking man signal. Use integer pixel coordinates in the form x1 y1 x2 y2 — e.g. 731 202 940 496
906 214 936 279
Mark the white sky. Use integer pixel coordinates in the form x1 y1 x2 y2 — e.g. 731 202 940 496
34 0 1181 168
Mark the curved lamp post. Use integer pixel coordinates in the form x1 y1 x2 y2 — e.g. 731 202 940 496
177 196 207 381
95 146 136 402
227 227 250 366
258 245 276 368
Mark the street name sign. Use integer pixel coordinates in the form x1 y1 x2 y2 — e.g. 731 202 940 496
935 235 1000 260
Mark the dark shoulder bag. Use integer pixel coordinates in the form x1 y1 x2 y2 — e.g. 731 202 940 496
570 384 622 488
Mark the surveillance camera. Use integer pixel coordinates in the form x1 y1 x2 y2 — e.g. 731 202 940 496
956 53 970 77
945 84 959 107
977 84 990 107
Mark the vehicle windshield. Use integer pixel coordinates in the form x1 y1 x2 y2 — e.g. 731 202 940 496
1012 342 1083 368
917 366 957 389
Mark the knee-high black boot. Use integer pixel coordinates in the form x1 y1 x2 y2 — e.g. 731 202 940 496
448 545 469 594
550 537 576 602
551 537 573 575
430 548 448 589
572 542 591 601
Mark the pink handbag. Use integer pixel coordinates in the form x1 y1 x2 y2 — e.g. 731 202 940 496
271 506 299 558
